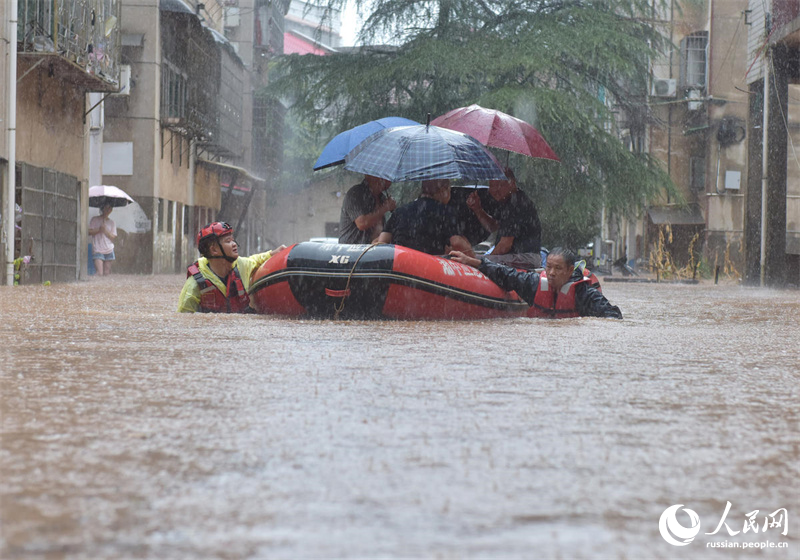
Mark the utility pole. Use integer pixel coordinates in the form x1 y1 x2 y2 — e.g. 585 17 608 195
4 0 18 286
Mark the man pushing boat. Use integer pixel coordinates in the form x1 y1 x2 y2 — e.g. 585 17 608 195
178 222 286 313
449 246 622 319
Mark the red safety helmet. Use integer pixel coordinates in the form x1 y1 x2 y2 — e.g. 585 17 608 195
196 221 233 247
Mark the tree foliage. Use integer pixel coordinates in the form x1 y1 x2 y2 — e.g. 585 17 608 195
266 0 678 247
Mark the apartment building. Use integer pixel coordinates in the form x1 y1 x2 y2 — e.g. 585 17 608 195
285 0 341 49
2 0 121 284
630 0 799 285
102 0 290 274
3 0 290 282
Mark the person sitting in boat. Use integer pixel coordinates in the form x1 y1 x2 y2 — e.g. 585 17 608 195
449 246 622 319
178 222 286 313
447 186 497 247
377 179 476 257
338 175 396 244
465 167 542 269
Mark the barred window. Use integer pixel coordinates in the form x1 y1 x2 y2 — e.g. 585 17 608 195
681 32 708 90
161 60 187 119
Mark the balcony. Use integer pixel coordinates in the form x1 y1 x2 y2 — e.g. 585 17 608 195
17 0 122 92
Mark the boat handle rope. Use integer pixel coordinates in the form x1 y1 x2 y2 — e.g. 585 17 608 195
333 242 384 321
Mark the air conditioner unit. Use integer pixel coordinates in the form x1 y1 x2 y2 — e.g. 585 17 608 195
651 78 677 97
114 65 131 96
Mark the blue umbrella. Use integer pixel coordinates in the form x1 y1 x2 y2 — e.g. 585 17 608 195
313 117 419 170
343 124 507 183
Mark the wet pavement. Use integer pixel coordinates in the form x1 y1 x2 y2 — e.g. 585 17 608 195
1 275 798 559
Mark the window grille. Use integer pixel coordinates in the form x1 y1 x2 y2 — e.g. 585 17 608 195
161 60 188 120
680 32 708 90
17 0 121 83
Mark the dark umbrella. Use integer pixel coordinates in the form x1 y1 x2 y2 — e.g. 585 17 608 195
313 117 420 170
431 104 559 161
343 120 507 183
88 185 134 208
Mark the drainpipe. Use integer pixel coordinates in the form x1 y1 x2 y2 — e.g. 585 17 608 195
760 53 769 286
600 203 608 267
187 137 196 265
5 0 18 286
188 138 196 207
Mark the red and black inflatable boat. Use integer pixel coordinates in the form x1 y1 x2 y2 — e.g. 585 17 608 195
249 242 529 320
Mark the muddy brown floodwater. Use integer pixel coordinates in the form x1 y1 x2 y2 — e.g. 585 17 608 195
1 275 798 559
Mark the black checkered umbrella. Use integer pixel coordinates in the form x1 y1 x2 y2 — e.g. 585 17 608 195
343 123 507 183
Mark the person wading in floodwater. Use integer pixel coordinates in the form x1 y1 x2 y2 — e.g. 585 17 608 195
88 202 118 276
449 246 622 319
178 222 285 313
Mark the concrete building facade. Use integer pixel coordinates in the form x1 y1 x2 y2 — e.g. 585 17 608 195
2 0 122 284
101 0 290 275
631 0 799 286
3 0 290 283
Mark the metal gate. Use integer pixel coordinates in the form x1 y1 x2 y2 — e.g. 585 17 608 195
18 163 80 284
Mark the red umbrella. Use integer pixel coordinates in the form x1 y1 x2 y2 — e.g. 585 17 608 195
431 104 559 161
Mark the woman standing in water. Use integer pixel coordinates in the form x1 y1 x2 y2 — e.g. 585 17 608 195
89 202 118 276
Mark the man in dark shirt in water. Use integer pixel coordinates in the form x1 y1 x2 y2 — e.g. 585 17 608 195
449 246 622 319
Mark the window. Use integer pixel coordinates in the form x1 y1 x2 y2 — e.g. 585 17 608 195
157 198 165 232
167 201 174 233
161 60 187 120
681 32 708 90
690 156 706 191
630 130 645 153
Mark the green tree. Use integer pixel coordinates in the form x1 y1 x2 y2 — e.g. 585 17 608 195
267 0 677 247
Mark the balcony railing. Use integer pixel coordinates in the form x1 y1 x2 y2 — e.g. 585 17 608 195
17 0 121 86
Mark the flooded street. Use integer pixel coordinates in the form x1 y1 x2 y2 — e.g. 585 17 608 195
1 276 798 559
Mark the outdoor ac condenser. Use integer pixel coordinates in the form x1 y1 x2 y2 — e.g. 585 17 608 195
651 78 677 97
114 65 131 96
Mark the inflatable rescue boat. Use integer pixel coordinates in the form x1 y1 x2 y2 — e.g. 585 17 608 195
249 242 530 320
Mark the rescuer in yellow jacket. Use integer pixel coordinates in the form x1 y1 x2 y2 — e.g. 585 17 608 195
178 221 286 313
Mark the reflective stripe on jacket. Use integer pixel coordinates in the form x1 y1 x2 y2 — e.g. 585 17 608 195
187 262 251 313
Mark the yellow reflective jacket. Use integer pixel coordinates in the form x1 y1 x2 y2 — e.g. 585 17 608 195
177 250 275 313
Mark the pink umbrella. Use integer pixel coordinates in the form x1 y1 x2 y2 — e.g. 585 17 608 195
431 104 559 161
88 185 134 208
